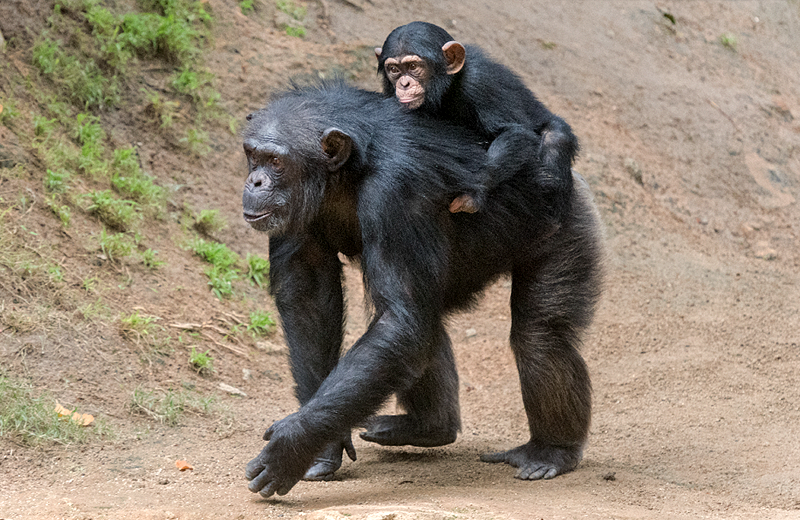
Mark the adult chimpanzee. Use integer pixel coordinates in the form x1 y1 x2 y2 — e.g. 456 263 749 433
242 82 602 498
376 21 578 221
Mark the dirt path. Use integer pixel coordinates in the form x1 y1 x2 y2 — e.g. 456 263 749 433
2 1 799 519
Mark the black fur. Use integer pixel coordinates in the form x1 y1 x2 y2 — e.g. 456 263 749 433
241 82 603 497
377 21 579 224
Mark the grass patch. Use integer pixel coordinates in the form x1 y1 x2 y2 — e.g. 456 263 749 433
276 0 306 20
143 89 180 129
47 197 72 226
32 37 121 110
141 248 165 269
240 0 255 14
44 168 71 193
179 127 211 156
74 113 108 175
204 264 239 299
0 373 103 445
111 147 165 210
189 237 241 298
1 97 21 125
247 310 275 337
193 208 227 235
275 0 307 37
130 386 216 426
190 237 239 269
189 347 214 374
246 253 270 288
120 310 172 357
85 190 140 231
720 33 738 50
98 227 137 261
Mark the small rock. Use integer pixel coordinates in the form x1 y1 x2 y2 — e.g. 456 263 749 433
242 368 252 381
219 382 247 397
754 242 777 261
602 471 617 481
465 328 477 338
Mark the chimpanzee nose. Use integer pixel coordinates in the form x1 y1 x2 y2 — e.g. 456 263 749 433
246 170 270 191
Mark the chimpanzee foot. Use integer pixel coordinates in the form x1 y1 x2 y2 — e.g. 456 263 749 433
360 415 458 447
303 436 357 481
480 441 582 480
449 194 480 214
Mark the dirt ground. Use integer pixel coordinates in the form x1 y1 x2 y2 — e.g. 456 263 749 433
2 0 800 519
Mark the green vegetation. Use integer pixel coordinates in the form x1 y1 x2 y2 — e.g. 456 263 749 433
85 190 140 231
45 168 71 193
277 0 307 21
189 237 242 298
143 89 180 129
141 248 165 269
275 0 307 37
111 148 165 210
32 37 120 110
189 237 239 269
47 198 72 226
720 33 738 50
205 264 239 299
189 347 214 374
247 309 275 337
240 0 255 14
0 97 21 125
2 0 277 451
130 386 216 426
119 310 172 357
246 253 270 288
98 228 136 262
179 127 211 156
193 208 227 235
0 373 102 445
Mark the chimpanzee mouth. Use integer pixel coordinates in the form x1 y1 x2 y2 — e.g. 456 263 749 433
243 211 271 223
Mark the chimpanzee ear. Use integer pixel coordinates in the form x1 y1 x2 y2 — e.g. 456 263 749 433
374 47 382 60
321 127 353 171
442 41 466 75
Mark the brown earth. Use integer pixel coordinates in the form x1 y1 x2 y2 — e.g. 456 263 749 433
1 0 800 519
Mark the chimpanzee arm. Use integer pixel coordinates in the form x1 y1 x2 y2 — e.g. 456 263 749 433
268 233 344 405
247 190 449 497
482 115 577 222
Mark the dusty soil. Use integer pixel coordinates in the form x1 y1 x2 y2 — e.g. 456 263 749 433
2 0 800 519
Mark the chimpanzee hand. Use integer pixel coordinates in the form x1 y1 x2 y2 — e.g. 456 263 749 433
303 434 357 481
245 413 316 498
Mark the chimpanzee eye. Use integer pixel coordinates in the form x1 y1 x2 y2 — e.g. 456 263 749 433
388 64 400 75
408 62 417 71
271 156 283 170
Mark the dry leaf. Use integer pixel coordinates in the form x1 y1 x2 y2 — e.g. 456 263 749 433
175 460 194 471
54 402 72 417
73 413 95 426
54 402 95 426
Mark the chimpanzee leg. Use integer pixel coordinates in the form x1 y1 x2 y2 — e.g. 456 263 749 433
451 125 541 214
360 324 460 447
268 235 355 481
481 186 601 479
